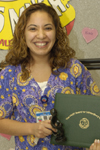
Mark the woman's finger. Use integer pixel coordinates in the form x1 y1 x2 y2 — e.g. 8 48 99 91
89 139 100 150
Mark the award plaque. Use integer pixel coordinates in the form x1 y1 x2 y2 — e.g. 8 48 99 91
50 93 100 148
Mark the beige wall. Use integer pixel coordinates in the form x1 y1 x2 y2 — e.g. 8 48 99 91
69 0 100 89
0 0 100 149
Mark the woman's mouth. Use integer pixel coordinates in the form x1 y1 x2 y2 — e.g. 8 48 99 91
35 42 48 47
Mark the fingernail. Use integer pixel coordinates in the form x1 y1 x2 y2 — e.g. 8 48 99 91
98 139 100 143
94 139 98 143
97 139 99 143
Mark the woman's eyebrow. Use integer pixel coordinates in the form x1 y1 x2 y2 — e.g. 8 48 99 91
44 24 53 27
27 24 37 28
27 23 53 28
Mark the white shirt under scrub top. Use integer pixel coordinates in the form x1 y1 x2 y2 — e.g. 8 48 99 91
37 81 47 93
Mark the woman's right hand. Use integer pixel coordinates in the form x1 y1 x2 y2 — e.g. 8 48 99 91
32 120 56 138
89 139 100 150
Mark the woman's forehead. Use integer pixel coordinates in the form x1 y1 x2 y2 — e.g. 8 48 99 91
27 10 54 24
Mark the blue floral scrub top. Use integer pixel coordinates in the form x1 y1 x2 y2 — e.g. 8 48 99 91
0 58 100 150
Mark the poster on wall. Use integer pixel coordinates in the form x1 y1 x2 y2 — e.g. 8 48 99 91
0 0 75 50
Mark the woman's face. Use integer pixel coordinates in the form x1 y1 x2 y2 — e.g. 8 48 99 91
25 10 56 59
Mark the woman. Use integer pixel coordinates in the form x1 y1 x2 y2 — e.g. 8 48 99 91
0 3 100 150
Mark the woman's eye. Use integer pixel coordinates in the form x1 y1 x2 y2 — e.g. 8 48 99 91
30 28 36 31
45 27 52 30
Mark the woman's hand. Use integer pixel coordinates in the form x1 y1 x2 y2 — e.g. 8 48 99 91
89 139 100 150
32 120 56 138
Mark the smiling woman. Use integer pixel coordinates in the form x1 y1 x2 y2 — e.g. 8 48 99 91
0 3 100 150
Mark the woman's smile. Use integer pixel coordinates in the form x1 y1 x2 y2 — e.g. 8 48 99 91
34 42 48 47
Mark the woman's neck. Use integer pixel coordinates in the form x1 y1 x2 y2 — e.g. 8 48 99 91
27 57 52 82
30 52 50 65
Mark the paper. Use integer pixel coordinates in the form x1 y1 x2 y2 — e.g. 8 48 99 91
82 27 98 43
0 133 11 140
65 19 75 35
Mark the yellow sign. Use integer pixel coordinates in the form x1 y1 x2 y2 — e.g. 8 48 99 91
0 0 75 50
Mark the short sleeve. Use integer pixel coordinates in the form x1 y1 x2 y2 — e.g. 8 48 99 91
0 67 14 119
75 60 100 96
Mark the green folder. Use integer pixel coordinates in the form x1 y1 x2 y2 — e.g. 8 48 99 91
50 93 100 148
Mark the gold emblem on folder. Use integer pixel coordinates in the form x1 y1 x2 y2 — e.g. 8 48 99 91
79 118 89 129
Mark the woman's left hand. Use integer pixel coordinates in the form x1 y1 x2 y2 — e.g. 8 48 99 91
89 139 100 150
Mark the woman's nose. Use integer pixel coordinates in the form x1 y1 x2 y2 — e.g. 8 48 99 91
37 29 46 39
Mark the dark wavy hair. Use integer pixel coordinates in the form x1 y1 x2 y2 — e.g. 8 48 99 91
1 3 75 80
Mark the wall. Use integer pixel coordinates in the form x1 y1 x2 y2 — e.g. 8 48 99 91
0 0 100 149
69 0 100 89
